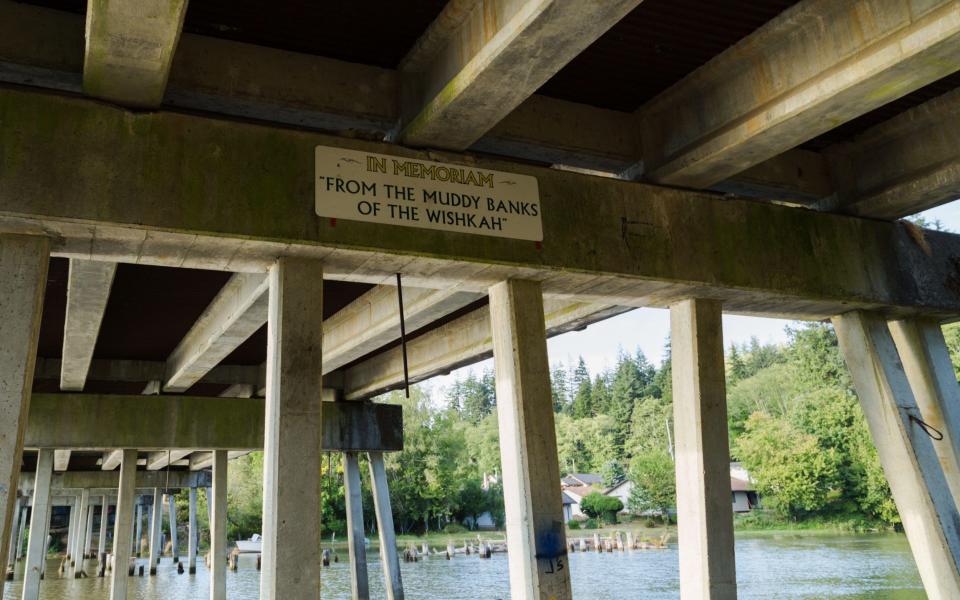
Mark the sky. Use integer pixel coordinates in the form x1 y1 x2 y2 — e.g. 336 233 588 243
423 200 960 393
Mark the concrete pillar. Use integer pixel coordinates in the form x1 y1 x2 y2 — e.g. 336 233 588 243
98 497 109 569
109 449 138 600
22 449 54 600
0 234 49 598
148 489 161 574
210 451 227 600
834 311 960 599
167 494 179 562
344 452 369 600
66 496 77 563
889 318 960 504
187 488 198 574
368 452 403 600
671 298 737 600
489 279 572 600
134 502 142 557
85 503 95 557
260 258 324 599
6 496 21 574
71 489 90 577
15 504 27 562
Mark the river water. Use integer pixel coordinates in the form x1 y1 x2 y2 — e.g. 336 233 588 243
3 533 924 599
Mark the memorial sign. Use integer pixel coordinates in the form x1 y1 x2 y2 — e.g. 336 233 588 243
315 146 542 241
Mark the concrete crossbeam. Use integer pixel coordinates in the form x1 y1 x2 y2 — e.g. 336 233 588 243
54 450 72 472
639 0 960 189
17 470 211 494
399 0 640 150
83 0 188 107
164 273 269 392
101 450 123 471
145 450 193 471
4 88 960 317
60 259 117 391
36 357 261 389
826 87 960 219
344 301 631 400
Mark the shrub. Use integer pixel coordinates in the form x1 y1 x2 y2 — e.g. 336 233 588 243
443 523 467 534
567 520 581 530
580 492 624 524
643 518 656 528
583 518 598 530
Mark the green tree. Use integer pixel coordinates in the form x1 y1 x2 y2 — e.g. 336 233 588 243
570 358 594 418
550 365 570 413
579 492 623 524
627 449 675 523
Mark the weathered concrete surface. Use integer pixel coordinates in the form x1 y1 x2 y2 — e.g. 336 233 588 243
147 488 161 574
321 402 403 452
400 0 640 150
24 394 263 450
834 311 960 599
826 87 960 219
345 301 631 400
83 0 188 107
109 449 137 600
164 273 269 392
100 450 122 471
0 234 47 595
639 0 960 189
146 450 193 471
61 259 117 391
490 279 571 600
3 89 960 318
368 452 404 600
210 451 227 600
671 299 737 600
187 488 197 573
890 319 960 505
70 489 90 577
260 258 324 599
36 357 260 390
22 449 53 600
97 496 109 564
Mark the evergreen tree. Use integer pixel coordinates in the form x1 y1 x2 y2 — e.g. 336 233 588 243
550 365 569 413
570 358 594 418
728 344 748 383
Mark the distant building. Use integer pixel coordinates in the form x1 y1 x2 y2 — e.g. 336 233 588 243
731 477 759 512
561 485 596 519
603 479 633 513
561 473 603 488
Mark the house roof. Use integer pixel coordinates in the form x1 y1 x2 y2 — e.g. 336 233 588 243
562 473 603 487
561 492 576 506
604 479 632 495
562 485 595 501
731 477 755 492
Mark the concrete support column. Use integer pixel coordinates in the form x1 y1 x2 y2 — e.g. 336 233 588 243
210 451 227 600
889 318 960 504
489 279 572 600
109 449 138 600
66 496 78 563
134 502 143 557
343 452 369 600
834 311 960 599
167 494 179 563
368 452 403 600
260 258 324 599
22 449 54 600
98 497 109 572
148 489 161 574
71 489 90 577
0 235 49 599
6 496 21 574
15 505 28 562
85 503 95 558
671 298 737 600
187 488 197 574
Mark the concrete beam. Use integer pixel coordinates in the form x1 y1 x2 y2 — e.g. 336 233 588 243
826 87 960 219
18 470 210 494
321 402 403 452
710 149 834 206
638 0 960 189
187 451 248 471
36 357 261 389
399 0 640 150
60 259 117 391
25 394 264 450
145 450 193 471
54 450 71 472
101 450 122 471
4 88 960 318
83 0 189 107
164 273 269 392
324 284 481 373
344 301 630 400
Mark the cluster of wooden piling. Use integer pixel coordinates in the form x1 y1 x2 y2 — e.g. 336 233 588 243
403 537 504 562
568 531 669 553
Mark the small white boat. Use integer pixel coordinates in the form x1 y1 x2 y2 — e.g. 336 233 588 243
236 534 262 553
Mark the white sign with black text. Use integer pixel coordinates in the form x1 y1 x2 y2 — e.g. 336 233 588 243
315 146 542 241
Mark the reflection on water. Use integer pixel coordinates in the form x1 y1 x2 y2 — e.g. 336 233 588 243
2 533 925 599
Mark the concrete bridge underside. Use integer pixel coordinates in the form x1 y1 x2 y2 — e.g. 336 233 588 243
2 1 960 599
